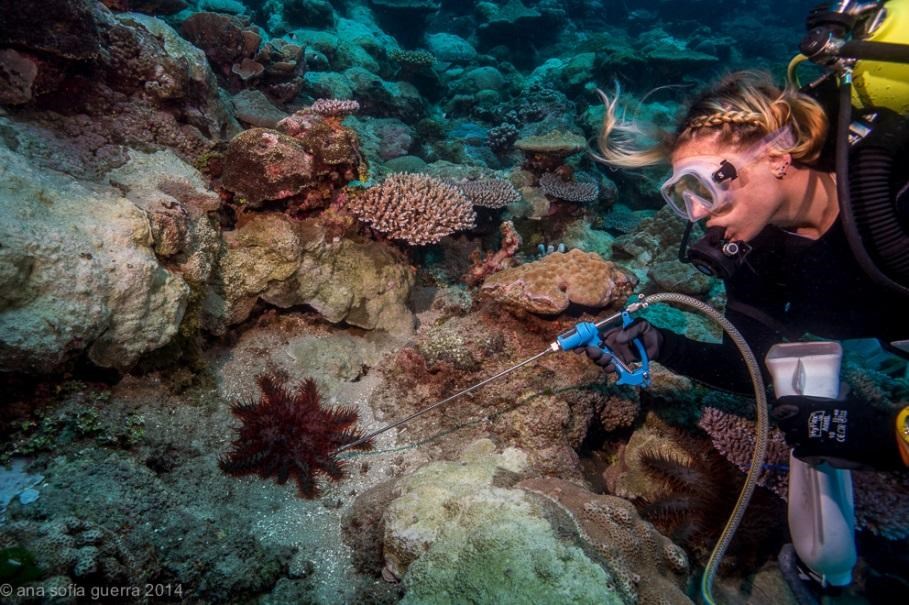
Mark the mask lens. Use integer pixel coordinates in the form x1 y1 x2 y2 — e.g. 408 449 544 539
663 173 716 219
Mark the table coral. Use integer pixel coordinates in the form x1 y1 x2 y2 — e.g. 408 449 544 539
515 129 587 173
480 249 636 315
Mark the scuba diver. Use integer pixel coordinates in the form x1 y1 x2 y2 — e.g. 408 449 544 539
593 69 909 470
591 0 909 600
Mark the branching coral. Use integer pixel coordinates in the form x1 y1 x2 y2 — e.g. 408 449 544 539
308 98 361 117
219 373 372 498
539 171 599 203
697 406 790 498
347 173 476 245
451 178 522 209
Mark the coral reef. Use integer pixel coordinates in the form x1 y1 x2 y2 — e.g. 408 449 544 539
480 249 636 315
220 373 372 499
347 173 476 245
0 1 872 602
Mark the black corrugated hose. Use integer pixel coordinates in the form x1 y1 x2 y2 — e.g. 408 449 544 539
836 74 909 297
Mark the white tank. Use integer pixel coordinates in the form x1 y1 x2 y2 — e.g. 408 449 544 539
765 342 856 588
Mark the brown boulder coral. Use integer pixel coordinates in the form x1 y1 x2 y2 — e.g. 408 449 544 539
220 128 314 205
480 249 636 315
180 12 248 74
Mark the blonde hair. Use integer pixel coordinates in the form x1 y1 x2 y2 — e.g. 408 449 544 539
592 71 828 170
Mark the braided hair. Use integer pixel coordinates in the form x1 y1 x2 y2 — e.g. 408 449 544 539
593 71 828 169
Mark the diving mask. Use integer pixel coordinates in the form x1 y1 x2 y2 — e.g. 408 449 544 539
660 126 796 221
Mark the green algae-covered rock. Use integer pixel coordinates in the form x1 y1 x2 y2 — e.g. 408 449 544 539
269 221 416 335
203 215 415 336
382 440 623 605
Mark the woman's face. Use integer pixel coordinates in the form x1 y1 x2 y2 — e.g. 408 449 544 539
670 134 785 243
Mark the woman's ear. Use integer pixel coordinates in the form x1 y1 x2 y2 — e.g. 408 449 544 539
769 152 792 179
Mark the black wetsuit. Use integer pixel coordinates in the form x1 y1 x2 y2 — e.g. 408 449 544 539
658 107 909 394
658 219 909 393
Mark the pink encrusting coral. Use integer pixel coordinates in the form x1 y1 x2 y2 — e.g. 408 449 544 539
463 220 522 286
347 173 476 245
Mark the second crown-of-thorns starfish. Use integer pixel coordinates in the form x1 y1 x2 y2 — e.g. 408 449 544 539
220 373 373 498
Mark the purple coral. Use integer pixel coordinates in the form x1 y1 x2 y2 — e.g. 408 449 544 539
309 98 360 117
487 123 519 153
451 178 521 209
539 172 599 203
698 406 909 539
697 406 791 498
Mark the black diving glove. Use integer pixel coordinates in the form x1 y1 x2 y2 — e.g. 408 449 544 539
771 394 903 470
585 319 664 374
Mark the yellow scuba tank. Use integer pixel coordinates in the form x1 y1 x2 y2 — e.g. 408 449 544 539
852 0 909 114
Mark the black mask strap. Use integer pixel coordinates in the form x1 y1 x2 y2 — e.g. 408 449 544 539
678 221 696 264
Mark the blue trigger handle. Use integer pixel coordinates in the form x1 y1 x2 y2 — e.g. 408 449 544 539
556 310 651 387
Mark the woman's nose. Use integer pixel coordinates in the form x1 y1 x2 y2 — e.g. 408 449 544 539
688 202 711 222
